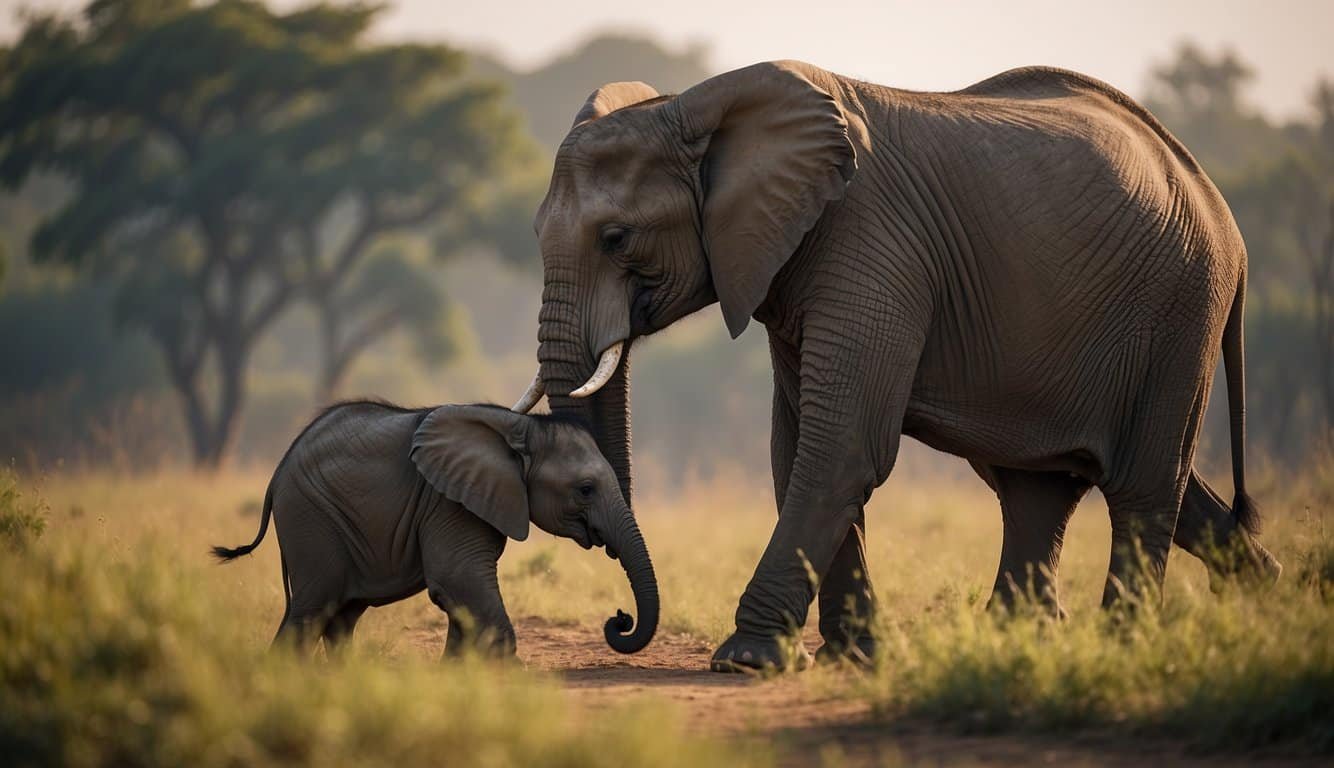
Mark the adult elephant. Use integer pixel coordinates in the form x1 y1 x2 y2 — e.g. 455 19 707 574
512 61 1281 672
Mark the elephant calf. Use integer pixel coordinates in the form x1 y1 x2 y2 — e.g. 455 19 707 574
213 401 657 656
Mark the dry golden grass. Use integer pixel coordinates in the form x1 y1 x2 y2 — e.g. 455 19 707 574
4 451 1332 763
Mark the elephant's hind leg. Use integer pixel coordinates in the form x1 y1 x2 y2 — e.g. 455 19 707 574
1174 468 1282 588
322 602 367 652
1101 384 1203 609
815 509 877 664
266 494 354 654
273 609 332 653
985 466 1089 617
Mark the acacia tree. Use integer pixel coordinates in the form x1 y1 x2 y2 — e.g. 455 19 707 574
1219 81 1334 443
1144 44 1334 454
1272 81 1334 435
286 105 532 400
0 0 529 465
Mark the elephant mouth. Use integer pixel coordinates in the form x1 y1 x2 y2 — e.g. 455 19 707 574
579 520 619 560
571 522 593 550
630 285 655 336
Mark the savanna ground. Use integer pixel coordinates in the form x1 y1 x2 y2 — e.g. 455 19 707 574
3 452 1332 767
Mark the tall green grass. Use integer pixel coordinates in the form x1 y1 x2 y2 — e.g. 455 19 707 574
0 472 768 768
859 539 1334 753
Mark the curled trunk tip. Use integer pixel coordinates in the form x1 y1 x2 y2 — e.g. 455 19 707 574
602 510 657 654
604 605 655 654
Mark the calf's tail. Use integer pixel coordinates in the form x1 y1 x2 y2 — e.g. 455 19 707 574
212 482 275 561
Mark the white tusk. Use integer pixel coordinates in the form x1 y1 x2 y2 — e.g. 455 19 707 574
511 372 546 413
570 341 624 398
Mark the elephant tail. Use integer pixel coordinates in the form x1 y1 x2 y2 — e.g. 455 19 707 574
212 481 275 561
1222 269 1261 534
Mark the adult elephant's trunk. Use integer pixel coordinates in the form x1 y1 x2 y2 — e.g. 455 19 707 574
558 359 632 505
596 499 658 654
532 291 648 651
535 306 634 505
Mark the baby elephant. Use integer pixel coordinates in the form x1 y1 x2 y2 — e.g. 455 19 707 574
213 401 657 656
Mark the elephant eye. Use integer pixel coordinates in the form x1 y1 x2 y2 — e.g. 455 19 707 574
577 482 595 499
599 226 629 255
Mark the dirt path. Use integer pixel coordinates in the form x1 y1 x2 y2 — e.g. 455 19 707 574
409 617 1315 767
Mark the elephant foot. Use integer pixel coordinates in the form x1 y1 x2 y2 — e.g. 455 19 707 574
710 631 811 673
814 632 877 667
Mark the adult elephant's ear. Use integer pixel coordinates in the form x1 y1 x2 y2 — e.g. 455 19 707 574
572 81 661 128
411 405 531 541
677 61 857 337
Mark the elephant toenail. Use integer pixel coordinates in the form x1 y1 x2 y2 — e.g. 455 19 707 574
741 651 753 661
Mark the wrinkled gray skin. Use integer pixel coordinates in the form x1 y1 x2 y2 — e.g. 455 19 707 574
525 60 1281 672
213 402 657 656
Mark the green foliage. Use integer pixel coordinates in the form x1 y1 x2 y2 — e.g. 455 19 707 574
0 469 46 549
0 0 537 463
1143 43 1300 181
1147 43 1334 457
0 278 163 399
863 573 1334 752
331 245 457 368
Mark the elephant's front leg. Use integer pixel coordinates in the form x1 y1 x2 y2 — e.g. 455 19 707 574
432 567 516 658
421 518 515 658
712 326 912 672
770 334 878 665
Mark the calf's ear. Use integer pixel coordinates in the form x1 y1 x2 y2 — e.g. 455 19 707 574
411 405 531 541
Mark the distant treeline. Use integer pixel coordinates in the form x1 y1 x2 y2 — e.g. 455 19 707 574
0 3 1329 480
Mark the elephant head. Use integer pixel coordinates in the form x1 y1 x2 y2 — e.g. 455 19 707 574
512 61 857 504
412 404 657 653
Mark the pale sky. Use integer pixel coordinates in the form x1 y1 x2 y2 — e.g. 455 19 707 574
5 0 1333 120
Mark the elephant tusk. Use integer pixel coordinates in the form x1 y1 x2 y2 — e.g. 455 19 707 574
511 372 546 413
570 341 624 399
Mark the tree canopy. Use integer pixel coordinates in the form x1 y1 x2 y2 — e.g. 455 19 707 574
0 0 535 465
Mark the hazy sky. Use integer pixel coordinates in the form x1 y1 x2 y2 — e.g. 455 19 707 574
5 0 1333 119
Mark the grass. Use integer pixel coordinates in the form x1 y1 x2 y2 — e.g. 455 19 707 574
854 457 1334 753
862 584 1333 751
0 470 767 768
3 453 1332 762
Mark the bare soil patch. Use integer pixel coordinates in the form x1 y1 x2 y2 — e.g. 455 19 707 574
401 617 1319 767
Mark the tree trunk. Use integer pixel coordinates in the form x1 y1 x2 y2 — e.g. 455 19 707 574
206 343 248 469
161 332 250 470
317 302 344 404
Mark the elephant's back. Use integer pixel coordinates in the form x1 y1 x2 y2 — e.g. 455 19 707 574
905 66 1246 281
898 70 1246 432
955 66 1201 175
271 402 435 582
281 402 428 486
